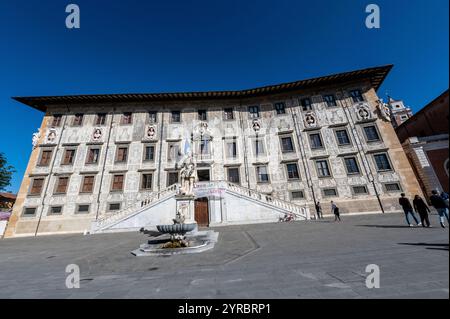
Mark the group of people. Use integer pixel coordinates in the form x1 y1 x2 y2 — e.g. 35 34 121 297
314 201 341 222
399 190 449 228
312 190 449 227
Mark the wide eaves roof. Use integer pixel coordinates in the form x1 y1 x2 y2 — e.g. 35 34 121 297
13 64 393 112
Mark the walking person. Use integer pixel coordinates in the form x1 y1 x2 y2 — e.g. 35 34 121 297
412 195 431 228
315 201 323 220
331 201 341 222
399 193 421 227
430 190 449 228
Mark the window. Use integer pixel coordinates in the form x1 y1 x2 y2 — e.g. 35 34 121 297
374 153 392 171
309 133 323 149
350 89 364 102
55 176 69 194
39 150 53 166
199 139 210 155
316 160 331 177
49 206 63 215
143 145 155 162
323 188 338 197
286 163 300 180
86 148 100 164
108 203 121 211
344 157 360 175
256 166 269 183
111 174 124 192
248 106 260 119
72 114 84 126
76 204 90 214
291 191 304 200
168 143 180 162
30 178 44 195
274 102 286 115
335 129 351 146
227 167 240 184
254 139 265 156
224 108 234 120
363 126 381 142
115 146 128 163
167 172 179 186
323 95 337 107
225 140 238 158
280 136 295 153
51 115 62 127
171 111 181 123
198 110 207 121
352 186 368 195
141 173 153 190
23 207 37 216
62 149 76 165
148 111 157 124
81 175 95 193
96 113 106 125
300 98 312 111
121 112 133 125
400 115 408 120
384 183 402 192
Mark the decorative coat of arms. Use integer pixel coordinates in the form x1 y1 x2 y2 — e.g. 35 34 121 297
46 128 57 143
355 103 371 121
376 100 392 122
145 125 157 140
304 112 317 128
92 128 103 141
252 119 261 133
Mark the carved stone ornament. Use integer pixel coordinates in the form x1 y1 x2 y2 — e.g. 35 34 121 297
32 128 41 149
376 100 391 121
92 128 103 141
46 128 57 143
145 125 157 140
304 111 317 128
356 103 371 121
252 119 261 132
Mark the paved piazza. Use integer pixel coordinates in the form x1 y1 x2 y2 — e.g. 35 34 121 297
0 213 448 299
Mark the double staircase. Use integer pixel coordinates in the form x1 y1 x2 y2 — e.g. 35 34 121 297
91 181 310 233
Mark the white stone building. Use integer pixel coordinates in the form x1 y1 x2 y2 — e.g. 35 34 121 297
5 65 423 237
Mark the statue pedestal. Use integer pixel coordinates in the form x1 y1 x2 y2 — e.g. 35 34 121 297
175 194 198 234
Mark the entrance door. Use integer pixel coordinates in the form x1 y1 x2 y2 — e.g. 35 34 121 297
194 197 209 227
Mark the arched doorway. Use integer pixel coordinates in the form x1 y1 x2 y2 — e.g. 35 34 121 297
194 197 209 227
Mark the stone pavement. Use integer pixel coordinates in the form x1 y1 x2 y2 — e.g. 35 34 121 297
0 213 448 299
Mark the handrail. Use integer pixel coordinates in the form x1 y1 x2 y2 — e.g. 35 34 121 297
95 184 179 228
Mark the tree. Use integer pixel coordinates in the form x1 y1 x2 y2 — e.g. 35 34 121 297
0 152 15 191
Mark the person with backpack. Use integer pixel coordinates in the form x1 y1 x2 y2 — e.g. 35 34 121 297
399 193 421 227
430 190 449 228
413 195 431 228
331 201 341 222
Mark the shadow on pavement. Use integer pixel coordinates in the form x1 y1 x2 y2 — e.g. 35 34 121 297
398 242 449 251
357 225 414 229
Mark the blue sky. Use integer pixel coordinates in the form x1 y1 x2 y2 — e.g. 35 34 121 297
0 0 448 193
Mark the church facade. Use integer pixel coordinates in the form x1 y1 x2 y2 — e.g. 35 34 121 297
5 65 423 237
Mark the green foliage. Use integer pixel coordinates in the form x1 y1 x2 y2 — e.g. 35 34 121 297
0 153 15 191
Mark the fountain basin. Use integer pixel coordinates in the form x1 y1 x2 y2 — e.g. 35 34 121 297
156 223 197 235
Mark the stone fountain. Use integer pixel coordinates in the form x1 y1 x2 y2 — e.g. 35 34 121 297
132 143 218 257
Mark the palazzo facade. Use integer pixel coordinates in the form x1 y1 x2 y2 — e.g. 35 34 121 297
5 65 423 237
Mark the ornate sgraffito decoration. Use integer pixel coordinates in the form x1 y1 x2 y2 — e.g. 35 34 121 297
355 103 372 121
304 111 317 128
193 121 211 141
32 128 41 149
199 122 208 135
252 119 261 133
46 128 57 144
92 128 103 141
145 125 157 140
